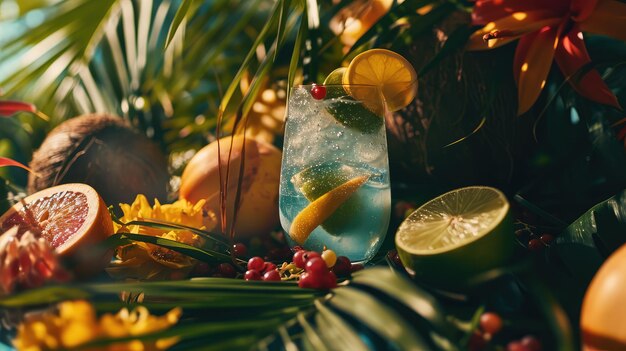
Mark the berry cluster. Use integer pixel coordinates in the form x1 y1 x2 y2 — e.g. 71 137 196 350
244 256 281 281
506 336 542 351
469 312 542 351
514 226 555 252
295 249 337 289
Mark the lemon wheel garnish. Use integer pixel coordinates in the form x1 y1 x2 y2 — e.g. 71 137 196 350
343 48 417 112
395 186 516 290
289 175 369 245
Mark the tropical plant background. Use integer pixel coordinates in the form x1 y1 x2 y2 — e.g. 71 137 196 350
1 0 626 349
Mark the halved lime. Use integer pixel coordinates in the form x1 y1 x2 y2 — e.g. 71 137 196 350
292 162 367 235
395 186 515 290
323 68 383 134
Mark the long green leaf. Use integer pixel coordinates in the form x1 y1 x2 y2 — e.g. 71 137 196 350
105 232 237 263
330 287 431 350
165 0 194 48
313 300 369 351
218 0 282 114
553 189 626 284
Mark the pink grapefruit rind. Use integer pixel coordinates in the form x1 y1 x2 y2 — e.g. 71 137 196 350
0 183 114 277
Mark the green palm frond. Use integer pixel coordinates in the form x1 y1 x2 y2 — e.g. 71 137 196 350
0 0 303 152
0 267 576 350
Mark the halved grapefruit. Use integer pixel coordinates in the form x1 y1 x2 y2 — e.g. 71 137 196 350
0 183 114 277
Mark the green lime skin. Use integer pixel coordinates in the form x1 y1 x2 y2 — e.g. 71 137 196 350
292 162 367 235
322 68 383 134
396 213 517 292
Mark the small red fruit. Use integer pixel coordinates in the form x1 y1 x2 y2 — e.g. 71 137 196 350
244 270 262 281
263 262 277 273
540 234 554 245
479 312 503 335
305 257 328 274
217 263 236 278
468 332 487 351
263 270 281 281
520 336 542 351
507 341 531 351
333 256 352 276
528 239 543 252
232 243 248 258
247 257 265 271
310 85 326 100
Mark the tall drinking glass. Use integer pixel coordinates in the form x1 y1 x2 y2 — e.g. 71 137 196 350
279 84 391 263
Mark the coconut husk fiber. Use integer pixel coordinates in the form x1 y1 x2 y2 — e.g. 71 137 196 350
387 11 538 192
28 114 170 206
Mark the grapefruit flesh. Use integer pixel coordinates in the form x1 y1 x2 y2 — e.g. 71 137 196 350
0 183 114 277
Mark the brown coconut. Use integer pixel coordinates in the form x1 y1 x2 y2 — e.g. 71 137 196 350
387 11 538 190
28 114 170 206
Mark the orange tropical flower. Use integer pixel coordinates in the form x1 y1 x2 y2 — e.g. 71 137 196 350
468 0 626 115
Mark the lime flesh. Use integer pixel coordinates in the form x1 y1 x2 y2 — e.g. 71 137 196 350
323 68 383 134
395 186 515 290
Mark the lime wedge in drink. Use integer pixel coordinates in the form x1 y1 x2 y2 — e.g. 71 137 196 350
395 186 516 290
323 68 383 134
292 162 368 236
289 175 369 245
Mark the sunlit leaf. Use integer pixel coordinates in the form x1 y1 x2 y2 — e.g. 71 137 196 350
165 0 194 48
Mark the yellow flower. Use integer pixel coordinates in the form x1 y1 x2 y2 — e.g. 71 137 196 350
108 195 217 280
13 300 181 351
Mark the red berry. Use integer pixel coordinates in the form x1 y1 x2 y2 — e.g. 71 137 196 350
306 257 328 274
298 272 315 288
323 271 338 289
540 234 554 245
294 251 321 269
293 246 304 251
217 263 236 278
310 85 326 100
263 262 277 273
232 243 248 258
479 312 503 335
468 332 487 351
244 270 262 281
528 238 543 252
507 341 531 351
520 336 542 351
263 270 281 281
293 250 307 269
333 256 352 276
247 257 265 271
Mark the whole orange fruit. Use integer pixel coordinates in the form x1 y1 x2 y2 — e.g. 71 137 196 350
180 136 281 239
581 243 626 350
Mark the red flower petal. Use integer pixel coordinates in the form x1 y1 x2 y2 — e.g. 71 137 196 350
472 0 568 25
555 27 621 109
0 101 36 117
467 12 560 51
514 26 560 115
0 157 37 175
570 0 600 22
580 0 626 42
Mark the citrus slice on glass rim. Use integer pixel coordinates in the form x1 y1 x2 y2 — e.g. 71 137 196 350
0 183 114 277
395 186 516 290
343 48 418 113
